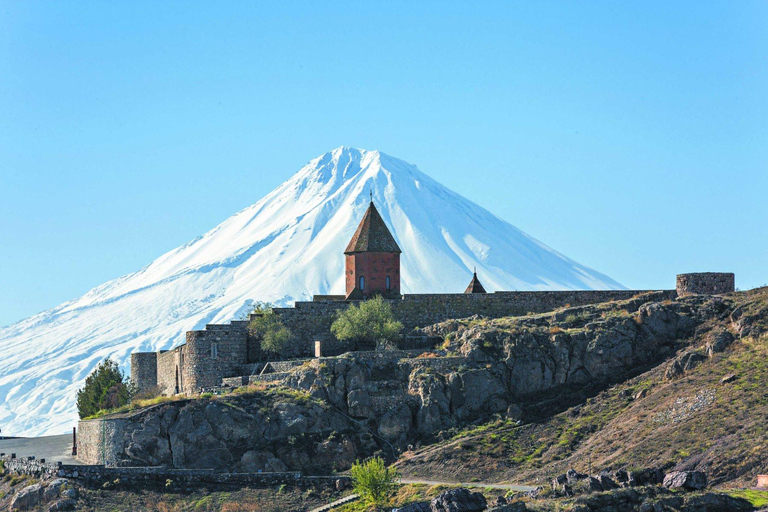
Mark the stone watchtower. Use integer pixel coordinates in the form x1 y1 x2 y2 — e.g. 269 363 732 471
676 272 735 297
344 199 401 299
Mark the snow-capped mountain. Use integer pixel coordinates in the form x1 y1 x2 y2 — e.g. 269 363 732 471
0 147 623 436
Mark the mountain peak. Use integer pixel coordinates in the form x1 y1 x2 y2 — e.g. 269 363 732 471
0 148 623 436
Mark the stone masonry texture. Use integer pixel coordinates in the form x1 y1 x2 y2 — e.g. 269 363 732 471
676 272 735 297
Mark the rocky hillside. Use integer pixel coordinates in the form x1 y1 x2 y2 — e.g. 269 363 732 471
397 287 768 488
101 386 379 474
97 287 768 483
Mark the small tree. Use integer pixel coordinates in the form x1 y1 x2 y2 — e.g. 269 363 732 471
76 358 132 418
248 303 293 357
331 296 403 349
350 456 400 509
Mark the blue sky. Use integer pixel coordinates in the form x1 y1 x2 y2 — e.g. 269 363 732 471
1 2 766 326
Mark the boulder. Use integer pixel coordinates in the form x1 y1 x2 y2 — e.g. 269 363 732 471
586 476 603 492
394 502 431 512
566 468 587 483
10 483 44 511
598 474 618 490
47 499 77 511
430 487 487 512
721 373 737 384
551 473 567 489
42 479 68 502
681 493 753 512
378 404 413 441
489 502 527 512
706 329 734 357
663 471 707 490
505 403 524 422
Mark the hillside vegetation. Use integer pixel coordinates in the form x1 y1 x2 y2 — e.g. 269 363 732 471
397 287 768 489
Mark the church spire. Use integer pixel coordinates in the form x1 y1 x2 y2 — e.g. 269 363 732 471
464 270 487 294
344 201 401 254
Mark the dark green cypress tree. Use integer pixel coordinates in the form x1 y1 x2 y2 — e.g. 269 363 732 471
76 358 132 418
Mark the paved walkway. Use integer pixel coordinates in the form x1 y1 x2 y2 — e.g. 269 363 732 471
0 434 80 465
309 493 359 512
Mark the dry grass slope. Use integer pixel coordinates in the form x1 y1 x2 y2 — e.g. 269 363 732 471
398 288 768 489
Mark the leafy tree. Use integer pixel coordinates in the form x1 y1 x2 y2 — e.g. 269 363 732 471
331 296 403 349
350 456 400 509
248 302 293 357
76 358 132 418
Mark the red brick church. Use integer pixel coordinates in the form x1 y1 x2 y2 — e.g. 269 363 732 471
344 198 486 299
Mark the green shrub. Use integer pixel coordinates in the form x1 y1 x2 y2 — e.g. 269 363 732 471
76 358 132 419
350 456 400 509
331 296 403 348
248 303 293 357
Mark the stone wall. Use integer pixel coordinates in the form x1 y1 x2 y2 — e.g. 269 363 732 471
141 289 675 395
266 290 669 358
76 417 129 466
156 348 184 395
183 324 248 393
676 273 735 297
130 352 157 393
1 455 349 489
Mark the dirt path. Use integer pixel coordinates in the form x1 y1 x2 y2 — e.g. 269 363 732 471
400 477 537 492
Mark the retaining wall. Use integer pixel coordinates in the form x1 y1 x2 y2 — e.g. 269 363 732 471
76 417 130 466
0 455 349 489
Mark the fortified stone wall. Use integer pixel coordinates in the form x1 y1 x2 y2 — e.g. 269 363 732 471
156 348 184 395
140 289 676 394
183 323 248 393
676 273 735 297
77 417 129 466
267 289 669 357
130 352 157 394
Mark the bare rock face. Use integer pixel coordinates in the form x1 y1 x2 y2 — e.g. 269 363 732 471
706 328 734 356
118 392 373 474
10 483 44 511
430 487 487 512
109 293 737 474
663 471 707 490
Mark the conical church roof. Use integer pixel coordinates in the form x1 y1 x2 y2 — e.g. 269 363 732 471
344 201 402 254
464 271 487 294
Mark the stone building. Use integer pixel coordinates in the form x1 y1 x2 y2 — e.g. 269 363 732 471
130 202 735 396
344 199 402 299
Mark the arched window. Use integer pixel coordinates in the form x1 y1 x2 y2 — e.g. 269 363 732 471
386 275 391 290
359 276 365 291
211 342 219 359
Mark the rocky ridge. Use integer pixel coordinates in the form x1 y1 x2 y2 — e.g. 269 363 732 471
101 289 759 476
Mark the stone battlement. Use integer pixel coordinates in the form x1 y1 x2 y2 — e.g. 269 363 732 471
676 272 735 297
130 274 739 397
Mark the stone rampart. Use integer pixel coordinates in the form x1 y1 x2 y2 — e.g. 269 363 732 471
130 352 158 394
76 417 130 466
676 273 735 297
140 289 675 395
184 327 248 393
1 455 348 489
156 348 183 395
267 290 667 357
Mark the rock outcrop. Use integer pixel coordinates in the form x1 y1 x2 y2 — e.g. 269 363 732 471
114 389 378 473
103 292 744 473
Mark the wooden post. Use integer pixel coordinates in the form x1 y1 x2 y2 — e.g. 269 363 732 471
314 340 322 358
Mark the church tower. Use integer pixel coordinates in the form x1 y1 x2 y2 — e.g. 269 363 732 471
344 199 401 299
464 270 487 294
